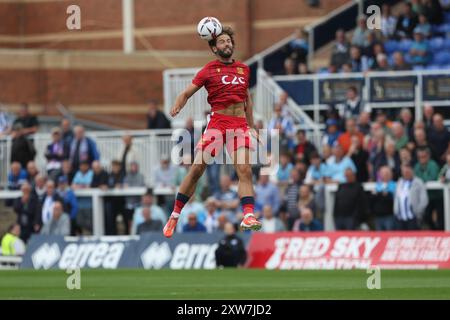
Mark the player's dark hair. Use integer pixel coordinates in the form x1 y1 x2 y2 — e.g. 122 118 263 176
208 26 235 48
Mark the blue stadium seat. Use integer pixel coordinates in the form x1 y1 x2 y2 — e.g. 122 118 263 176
426 64 441 70
431 51 450 65
413 65 425 71
445 12 450 24
444 38 450 49
384 40 398 54
430 37 444 51
398 39 413 53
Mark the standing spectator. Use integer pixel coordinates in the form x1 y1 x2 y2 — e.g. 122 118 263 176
423 104 434 132
304 152 327 187
39 180 62 230
176 195 207 233
10 123 36 168
348 46 369 72
394 164 428 230
147 100 171 129
40 201 70 236
428 114 450 165
398 108 415 141
45 127 68 181
56 176 79 236
60 160 75 185
392 52 412 71
352 15 370 48
117 134 139 177
1 224 26 256
276 153 293 190
325 143 357 183
439 153 450 183
8 162 27 191
32 174 47 203
292 207 324 232
414 147 442 229
338 87 367 121
131 191 167 235
384 140 402 180
400 147 414 167
409 27 431 66
284 27 309 66
105 160 126 235
381 3 397 39
215 222 247 268
153 156 176 189
12 103 38 136
347 135 369 183
60 118 74 147
13 182 40 242
330 29 351 70
204 197 220 233
137 207 163 234
72 161 94 234
123 161 146 230
213 175 240 223
357 111 371 136
255 174 281 215
298 184 317 219
422 0 443 25
268 103 296 152
391 122 409 151
283 57 296 75
90 160 109 189
395 2 418 39
182 213 207 233
260 205 285 233
294 130 317 165
26 161 39 187
417 14 432 38
72 161 94 189
371 166 396 231
69 125 100 173
321 119 342 147
283 169 302 223
333 168 367 230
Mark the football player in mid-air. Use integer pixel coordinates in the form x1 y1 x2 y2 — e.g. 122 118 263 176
163 26 262 238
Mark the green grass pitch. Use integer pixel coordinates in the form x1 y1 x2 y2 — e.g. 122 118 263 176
0 269 450 300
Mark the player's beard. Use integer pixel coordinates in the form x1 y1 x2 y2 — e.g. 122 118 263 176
216 46 233 59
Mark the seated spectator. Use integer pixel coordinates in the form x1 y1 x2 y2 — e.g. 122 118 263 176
1 224 26 256
368 129 387 180
371 166 396 231
409 27 431 66
381 3 397 39
330 29 351 70
153 156 176 190
333 168 367 230
175 155 205 201
213 175 240 223
131 191 167 235
347 135 369 183
399 147 414 167
292 207 324 232
286 27 309 65
428 114 450 165
69 125 100 173
13 182 40 242
72 161 94 189
33 174 47 203
204 197 220 233
282 169 302 228
352 15 371 48
40 201 70 236
398 108 415 141
60 117 74 147
394 164 428 230
392 51 412 71
294 130 317 165
12 103 38 136
255 174 281 215
439 153 450 183
417 14 432 38
357 111 371 136
283 57 296 75
298 63 312 75
60 159 75 185
8 161 27 190
215 222 246 268
305 152 327 187
216 214 229 233
423 104 434 132
91 160 109 189
137 207 163 234
117 134 139 177
348 45 369 72
325 143 357 184
268 103 296 152
338 87 368 120
45 127 68 181
39 180 63 229
26 161 39 186
183 213 207 233
384 139 402 180
276 153 293 189
147 99 171 129
72 161 94 234
391 122 409 151
375 53 390 71
395 2 418 39
56 176 79 236
10 123 36 168
338 118 365 154
422 0 443 25
124 161 146 221
321 118 342 147
440 0 450 10
260 205 285 233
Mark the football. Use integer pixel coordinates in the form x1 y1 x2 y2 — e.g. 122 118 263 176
197 16 222 41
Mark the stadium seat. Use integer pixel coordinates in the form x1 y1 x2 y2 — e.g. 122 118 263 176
445 12 450 24
384 40 398 54
398 39 413 53
444 38 450 49
425 64 441 70
429 37 444 51
413 65 425 71
431 51 450 65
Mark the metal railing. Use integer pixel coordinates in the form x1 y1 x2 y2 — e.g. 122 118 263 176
0 129 175 188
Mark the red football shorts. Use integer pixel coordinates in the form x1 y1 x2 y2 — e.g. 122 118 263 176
196 113 254 157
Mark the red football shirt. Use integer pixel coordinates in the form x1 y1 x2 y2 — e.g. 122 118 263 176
192 59 250 112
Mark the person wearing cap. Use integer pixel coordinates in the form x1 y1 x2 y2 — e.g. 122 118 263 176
57 175 79 235
409 27 430 66
45 126 69 181
321 118 342 147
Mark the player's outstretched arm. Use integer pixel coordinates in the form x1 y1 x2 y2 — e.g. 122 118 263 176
169 84 200 117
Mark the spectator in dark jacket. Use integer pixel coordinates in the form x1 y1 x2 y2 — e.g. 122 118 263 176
69 125 100 172
395 2 418 39
136 207 163 234
13 182 40 242
39 180 63 231
292 207 324 232
333 168 368 230
183 213 207 233
12 103 39 136
215 222 247 268
91 160 109 189
10 123 35 168
57 175 79 235
371 166 396 231
45 127 69 181
105 160 125 235
147 100 171 129
60 117 74 147
8 162 28 191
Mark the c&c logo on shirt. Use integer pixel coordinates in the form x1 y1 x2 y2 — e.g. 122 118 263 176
221 75 245 85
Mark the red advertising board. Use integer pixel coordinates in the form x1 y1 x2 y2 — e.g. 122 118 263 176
246 232 450 270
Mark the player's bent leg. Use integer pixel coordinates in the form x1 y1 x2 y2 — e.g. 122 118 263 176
163 150 210 238
231 146 262 231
